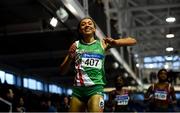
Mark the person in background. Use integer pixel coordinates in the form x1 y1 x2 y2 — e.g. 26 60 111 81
15 97 26 113
60 17 137 112
61 96 70 112
47 99 57 112
108 74 133 112
144 68 177 112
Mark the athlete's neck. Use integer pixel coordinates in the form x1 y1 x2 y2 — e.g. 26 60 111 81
82 36 95 43
159 80 167 83
116 87 123 90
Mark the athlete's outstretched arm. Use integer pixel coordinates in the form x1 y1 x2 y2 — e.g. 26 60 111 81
103 37 137 49
60 43 76 75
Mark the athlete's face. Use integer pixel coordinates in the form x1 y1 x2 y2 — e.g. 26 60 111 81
79 18 96 36
158 70 168 81
115 76 124 88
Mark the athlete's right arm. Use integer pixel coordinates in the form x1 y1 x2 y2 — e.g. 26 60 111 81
108 91 116 112
60 43 76 75
144 85 153 101
103 37 137 50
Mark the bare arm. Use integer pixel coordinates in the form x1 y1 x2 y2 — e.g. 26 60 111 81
60 55 73 75
108 91 116 112
103 37 137 49
144 85 153 101
170 86 177 104
60 43 76 75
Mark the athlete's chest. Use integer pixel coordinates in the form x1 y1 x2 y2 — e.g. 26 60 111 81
114 90 130 105
154 85 169 100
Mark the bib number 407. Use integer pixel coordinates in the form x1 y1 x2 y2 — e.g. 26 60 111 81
85 59 99 66
82 58 102 69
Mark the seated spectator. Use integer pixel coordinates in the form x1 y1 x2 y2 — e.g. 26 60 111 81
47 99 57 112
15 97 26 113
61 96 70 112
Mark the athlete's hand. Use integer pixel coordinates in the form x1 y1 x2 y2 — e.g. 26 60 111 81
104 37 116 45
68 43 76 59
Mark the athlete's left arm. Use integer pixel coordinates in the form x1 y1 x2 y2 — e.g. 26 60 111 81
170 86 177 104
103 37 137 49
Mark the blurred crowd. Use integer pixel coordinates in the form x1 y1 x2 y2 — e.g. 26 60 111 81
0 82 70 112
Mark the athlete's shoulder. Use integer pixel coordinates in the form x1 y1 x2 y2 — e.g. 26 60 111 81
98 39 107 50
123 88 130 93
71 40 80 46
109 89 116 95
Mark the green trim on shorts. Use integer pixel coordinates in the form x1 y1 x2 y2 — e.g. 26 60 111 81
72 85 104 103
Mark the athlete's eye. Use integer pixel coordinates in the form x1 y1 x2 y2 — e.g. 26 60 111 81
81 22 86 26
88 21 93 25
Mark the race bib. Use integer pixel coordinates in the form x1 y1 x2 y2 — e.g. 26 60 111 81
115 95 129 105
81 53 103 69
154 90 167 100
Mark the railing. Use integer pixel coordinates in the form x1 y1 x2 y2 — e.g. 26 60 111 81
0 97 12 112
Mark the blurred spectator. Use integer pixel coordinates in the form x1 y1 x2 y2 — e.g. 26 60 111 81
61 96 70 112
47 99 57 112
38 94 48 112
15 97 26 113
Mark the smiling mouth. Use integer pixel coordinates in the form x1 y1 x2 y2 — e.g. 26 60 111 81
84 26 93 30
85 29 91 32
